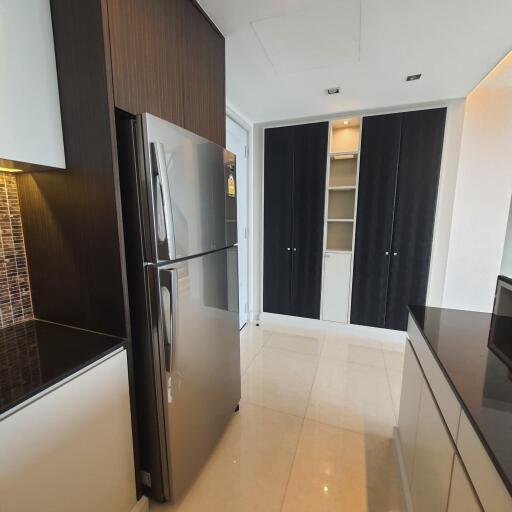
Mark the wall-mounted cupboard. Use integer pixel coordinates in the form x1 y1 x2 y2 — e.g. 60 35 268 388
262 108 446 331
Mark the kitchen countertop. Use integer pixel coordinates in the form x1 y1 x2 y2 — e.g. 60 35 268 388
408 305 512 496
0 319 126 418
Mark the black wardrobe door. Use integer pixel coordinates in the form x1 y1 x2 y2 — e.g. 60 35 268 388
351 114 403 328
385 108 447 330
263 126 294 315
290 122 328 319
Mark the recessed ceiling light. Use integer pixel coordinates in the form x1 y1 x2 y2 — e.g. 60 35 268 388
327 86 340 95
406 74 422 82
343 120 349 125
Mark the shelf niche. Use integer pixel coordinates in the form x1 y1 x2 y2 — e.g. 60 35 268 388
329 157 357 187
328 189 355 220
330 117 360 153
326 221 353 252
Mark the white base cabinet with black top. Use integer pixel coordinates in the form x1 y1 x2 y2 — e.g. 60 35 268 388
351 108 447 331
263 122 328 319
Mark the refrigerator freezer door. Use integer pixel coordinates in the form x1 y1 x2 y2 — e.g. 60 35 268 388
141 113 237 262
157 248 241 501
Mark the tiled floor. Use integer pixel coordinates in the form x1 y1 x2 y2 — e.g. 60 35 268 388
151 323 405 512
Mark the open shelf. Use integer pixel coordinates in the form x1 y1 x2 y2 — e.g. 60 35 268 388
326 222 353 252
330 117 360 154
328 189 355 220
329 185 356 191
328 218 353 222
329 157 357 187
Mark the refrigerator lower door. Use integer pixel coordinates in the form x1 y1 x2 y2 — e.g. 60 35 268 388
157 247 241 501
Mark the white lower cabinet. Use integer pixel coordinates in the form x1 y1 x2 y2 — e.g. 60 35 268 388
398 342 423 485
411 379 455 512
447 456 482 512
321 252 351 323
0 350 137 512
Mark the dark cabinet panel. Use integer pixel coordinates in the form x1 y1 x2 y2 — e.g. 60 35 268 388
351 114 402 328
17 0 128 337
351 108 446 331
385 108 446 330
107 0 184 127
180 0 226 146
291 122 328 319
263 122 328 319
263 126 294 316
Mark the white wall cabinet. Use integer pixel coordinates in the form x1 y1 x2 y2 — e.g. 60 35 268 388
0 350 136 512
447 456 482 512
0 0 65 170
321 252 351 322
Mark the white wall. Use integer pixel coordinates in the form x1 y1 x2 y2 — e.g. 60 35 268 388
501 202 512 278
0 0 65 170
443 53 512 312
250 100 466 320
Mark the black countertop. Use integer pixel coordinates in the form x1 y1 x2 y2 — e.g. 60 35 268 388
408 305 512 495
0 319 126 417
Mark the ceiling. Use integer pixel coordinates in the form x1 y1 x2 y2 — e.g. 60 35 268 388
199 0 512 124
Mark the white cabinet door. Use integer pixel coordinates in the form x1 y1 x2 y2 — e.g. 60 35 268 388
321 252 351 323
411 382 455 512
447 456 482 512
0 351 136 512
397 342 424 487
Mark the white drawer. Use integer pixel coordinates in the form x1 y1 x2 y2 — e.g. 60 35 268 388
457 412 512 512
407 314 462 439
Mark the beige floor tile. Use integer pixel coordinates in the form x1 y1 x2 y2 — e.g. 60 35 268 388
306 359 396 437
265 331 324 356
281 420 403 512
321 336 385 368
150 403 302 512
387 369 403 421
242 346 319 417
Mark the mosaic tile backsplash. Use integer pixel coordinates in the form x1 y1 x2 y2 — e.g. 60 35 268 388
0 174 33 327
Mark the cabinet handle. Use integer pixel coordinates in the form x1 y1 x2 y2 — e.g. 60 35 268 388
293 248 297 252
286 247 291 251
393 252 398 256
385 251 389 256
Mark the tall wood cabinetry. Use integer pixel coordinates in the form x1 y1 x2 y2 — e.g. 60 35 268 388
263 122 328 319
17 0 226 339
351 108 446 330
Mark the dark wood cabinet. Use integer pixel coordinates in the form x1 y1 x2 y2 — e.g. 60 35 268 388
351 108 446 331
107 0 184 127
107 0 225 146
181 0 226 146
263 122 328 320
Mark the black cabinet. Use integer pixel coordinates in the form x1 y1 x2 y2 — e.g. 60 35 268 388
351 108 446 331
263 122 328 319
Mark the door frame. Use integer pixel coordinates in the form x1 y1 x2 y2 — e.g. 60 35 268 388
226 112 251 328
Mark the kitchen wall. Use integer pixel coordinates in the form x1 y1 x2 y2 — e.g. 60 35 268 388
443 52 512 312
501 202 512 278
0 174 33 328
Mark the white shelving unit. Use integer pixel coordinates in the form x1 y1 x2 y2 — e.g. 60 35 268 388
321 116 362 323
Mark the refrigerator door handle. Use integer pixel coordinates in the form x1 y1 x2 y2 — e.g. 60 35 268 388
160 268 178 373
151 142 176 261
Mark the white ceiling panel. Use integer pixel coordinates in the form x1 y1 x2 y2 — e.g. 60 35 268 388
199 0 512 123
251 1 360 74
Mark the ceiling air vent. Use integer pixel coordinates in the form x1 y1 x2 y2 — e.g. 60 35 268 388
406 74 422 82
327 86 340 95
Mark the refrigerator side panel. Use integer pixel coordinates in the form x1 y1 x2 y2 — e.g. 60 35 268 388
116 114 170 501
159 248 241 501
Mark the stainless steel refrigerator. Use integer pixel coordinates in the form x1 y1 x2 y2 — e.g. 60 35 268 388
117 112 241 502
